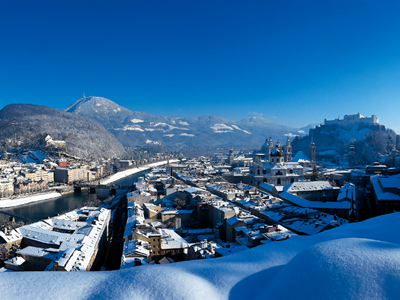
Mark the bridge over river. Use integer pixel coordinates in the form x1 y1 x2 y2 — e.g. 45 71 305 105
73 183 133 196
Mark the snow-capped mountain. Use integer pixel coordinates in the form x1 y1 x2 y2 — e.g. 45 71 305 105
65 96 307 150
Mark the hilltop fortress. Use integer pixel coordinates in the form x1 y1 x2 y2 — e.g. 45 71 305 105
324 113 379 127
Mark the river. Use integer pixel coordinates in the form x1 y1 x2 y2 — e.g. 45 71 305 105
0 170 149 222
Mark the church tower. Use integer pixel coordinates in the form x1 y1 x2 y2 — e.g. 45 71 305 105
310 135 316 168
267 136 274 162
166 160 172 176
348 140 355 167
285 137 292 162
228 149 235 165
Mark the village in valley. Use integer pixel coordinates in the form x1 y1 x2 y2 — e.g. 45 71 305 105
1 114 399 271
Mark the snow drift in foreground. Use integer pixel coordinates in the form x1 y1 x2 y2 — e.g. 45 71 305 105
1 213 400 300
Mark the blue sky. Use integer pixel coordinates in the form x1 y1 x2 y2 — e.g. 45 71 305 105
1 0 400 131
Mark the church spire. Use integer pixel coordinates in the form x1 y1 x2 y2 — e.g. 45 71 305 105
285 136 292 162
310 134 316 168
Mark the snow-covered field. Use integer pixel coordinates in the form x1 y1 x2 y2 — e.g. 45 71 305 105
1 212 399 299
100 160 179 185
0 191 62 209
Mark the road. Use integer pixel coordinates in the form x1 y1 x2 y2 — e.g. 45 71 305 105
104 194 128 270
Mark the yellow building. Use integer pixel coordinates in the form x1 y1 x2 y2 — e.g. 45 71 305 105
0 178 14 197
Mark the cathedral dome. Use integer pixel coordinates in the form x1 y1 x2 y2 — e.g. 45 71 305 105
271 148 283 157
261 142 269 153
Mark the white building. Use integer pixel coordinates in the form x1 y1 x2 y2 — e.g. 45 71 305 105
249 138 304 187
324 113 379 127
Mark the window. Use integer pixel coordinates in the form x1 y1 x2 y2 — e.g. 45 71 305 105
263 170 266 175
277 178 281 185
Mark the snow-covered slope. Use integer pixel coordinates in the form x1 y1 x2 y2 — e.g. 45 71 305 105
0 104 126 159
1 213 400 299
292 121 397 164
65 96 306 150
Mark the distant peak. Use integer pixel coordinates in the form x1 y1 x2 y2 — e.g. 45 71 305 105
64 96 116 112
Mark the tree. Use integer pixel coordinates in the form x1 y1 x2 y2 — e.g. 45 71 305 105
172 197 186 209
83 194 102 207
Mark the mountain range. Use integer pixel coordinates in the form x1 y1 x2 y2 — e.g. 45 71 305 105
1 96 394 161
64 96 308 150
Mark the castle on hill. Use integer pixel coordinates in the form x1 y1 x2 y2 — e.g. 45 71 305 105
324 113 379 127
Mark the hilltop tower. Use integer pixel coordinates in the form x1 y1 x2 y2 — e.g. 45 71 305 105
285 137 292 162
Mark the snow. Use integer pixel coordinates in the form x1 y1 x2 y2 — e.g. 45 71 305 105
280 191 351 210
336 125 373 143
130 119 144 123
284 133 298 138
17 150 47 164
179 121 189 126
291 151 310 162
101 160 179 185
115 125 144 132
253 238 400 300
153 122 169 127
180 133 195 137
145 140 161 145
163 134 175 137
153 122 189 131
371 175 400 201
1 211 400 299
210 124 234 133
0 191 62 208
231 125 251 134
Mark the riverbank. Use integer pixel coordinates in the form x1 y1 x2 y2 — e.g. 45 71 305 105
100 159 179 185
0 159 178 209
0 191 62 209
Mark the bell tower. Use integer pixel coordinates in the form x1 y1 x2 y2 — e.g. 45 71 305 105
348 140 355 167
267 136 274 162
285 137 292 162
310 135 316 168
